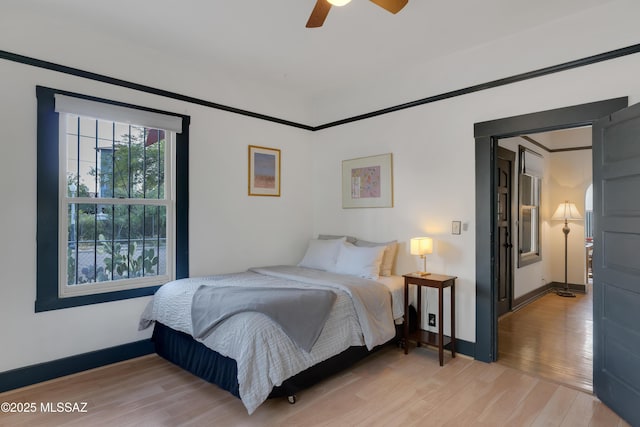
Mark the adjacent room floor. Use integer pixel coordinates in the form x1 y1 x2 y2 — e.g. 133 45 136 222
498 287 593 393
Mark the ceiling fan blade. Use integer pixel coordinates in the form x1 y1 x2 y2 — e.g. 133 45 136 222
369 0 408 14
306 0 332 28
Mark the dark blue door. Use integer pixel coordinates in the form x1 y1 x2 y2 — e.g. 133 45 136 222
592 103 640 427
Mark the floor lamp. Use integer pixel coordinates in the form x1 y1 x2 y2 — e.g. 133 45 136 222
551 201 583 298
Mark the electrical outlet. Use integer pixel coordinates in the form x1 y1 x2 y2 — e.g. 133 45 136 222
428 313 436 327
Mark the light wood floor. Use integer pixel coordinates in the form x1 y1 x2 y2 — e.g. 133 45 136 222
498 288 593 394
0 344 628 426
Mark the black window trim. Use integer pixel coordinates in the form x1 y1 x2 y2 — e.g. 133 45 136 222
35 86 190 312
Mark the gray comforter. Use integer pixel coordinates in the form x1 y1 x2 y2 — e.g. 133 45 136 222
251 266 395 350
191 286 336 352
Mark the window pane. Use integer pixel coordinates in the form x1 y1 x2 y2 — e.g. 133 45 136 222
144 131 165 199
97 119 114 142
113 138 130 198
129 205 144 276
112 125 130 198
79 116 96 138
112 127 147 199
67 204 78 286
112 204 130 279
531 206 538 253
97 120 114 198
95 204 113 282
158 138 165 199
143 206 166 276
79 135 97 196
77 203 96 243
67 243 77 286
521 207 532 254
65 117 167 201
66 202 167 285
76 203 97 284
107 204 165 280
97 204 126 281
98 148 114 198
129 126 145 199
520 174 533 205
114 123 130 143
66 136 79 195
65 116 81 198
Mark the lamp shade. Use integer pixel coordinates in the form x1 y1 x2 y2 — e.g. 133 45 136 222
410 237 433 256
328 0 351 5
551 201 583 221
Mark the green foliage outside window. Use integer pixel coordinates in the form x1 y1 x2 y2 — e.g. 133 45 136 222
66 128 166 285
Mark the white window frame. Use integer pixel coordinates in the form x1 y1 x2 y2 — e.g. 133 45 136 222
56 101 178 298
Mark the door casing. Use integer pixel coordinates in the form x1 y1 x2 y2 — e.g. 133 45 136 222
473 97 628 363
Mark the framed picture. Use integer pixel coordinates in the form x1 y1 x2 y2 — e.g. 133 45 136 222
342 153 393 208
248 145 280 197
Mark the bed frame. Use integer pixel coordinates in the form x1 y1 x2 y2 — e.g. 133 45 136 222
152 322 397 404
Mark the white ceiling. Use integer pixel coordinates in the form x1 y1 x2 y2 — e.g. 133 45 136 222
526 126 593 151
3 0 618 108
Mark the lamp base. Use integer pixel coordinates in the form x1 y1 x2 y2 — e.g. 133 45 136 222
557 289 576 298
413 271 431 277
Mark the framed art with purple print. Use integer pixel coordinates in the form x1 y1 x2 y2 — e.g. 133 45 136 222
342 153 393 208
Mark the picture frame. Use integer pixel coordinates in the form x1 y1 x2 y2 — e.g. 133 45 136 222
248 145 280 197
342 153 393 208
452 221 462 235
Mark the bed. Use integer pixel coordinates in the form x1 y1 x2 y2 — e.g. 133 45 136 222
139 237 403 414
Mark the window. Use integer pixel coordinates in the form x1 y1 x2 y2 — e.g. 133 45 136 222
518 147 542 267
36 87 190 311
585 183 593 240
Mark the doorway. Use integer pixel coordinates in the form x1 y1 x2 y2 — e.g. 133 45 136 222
475 97 640 426
473 97 628 363
495 127 594 392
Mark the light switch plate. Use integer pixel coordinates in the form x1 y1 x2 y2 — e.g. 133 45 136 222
452 220 461 235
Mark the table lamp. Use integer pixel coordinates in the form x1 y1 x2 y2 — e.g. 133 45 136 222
410 237 433 276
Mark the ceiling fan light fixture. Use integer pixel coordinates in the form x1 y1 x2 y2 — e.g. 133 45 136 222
327 0 352 6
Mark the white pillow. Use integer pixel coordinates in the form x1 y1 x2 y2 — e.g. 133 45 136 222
297 237 346 271
331 242 386 279
354 239 398 276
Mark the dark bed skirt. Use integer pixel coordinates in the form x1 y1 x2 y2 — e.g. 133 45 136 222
151 322 392 400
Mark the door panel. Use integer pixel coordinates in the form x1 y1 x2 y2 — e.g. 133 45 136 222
603 174 640 214
593 103 640 427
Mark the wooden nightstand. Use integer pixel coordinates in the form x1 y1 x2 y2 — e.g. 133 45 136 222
402 273 456 366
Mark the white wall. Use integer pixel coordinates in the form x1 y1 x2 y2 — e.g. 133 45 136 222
549 150 593 285
0 59 314 373
310 53 640 344
1 0 639 375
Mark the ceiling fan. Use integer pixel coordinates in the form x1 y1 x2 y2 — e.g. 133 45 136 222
306 0 408 28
